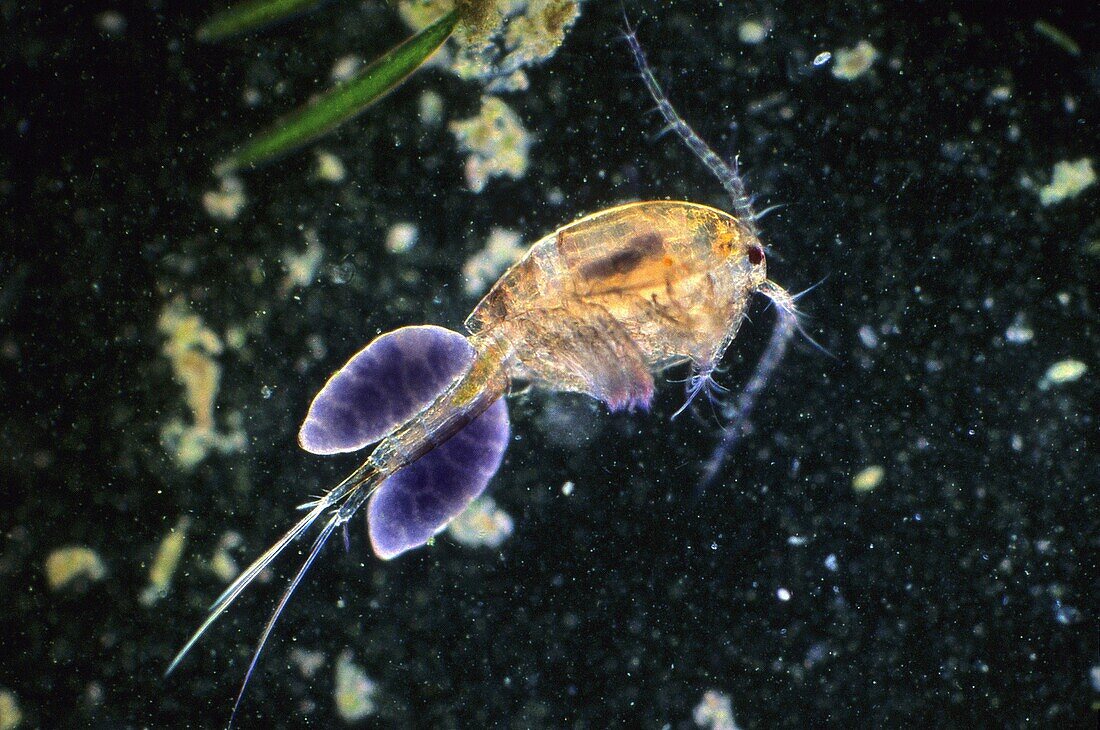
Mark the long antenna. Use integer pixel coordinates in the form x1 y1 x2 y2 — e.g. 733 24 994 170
623 21 759 232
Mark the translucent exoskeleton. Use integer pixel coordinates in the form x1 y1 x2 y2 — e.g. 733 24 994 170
167 24 804 723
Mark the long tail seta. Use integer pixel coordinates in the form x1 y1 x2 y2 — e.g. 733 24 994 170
166 325 512 724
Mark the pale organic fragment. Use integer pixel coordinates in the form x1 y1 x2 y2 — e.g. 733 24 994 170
140 517 190 606
738 20 767 44
45 546 106 591
0 688 21 730
399 0 580 81
462 227 524 295
158 300 246 468
449 96 531 192
334 650 378 722
208 531 242 583
1038 158 1095 206
852 465 885 493
282 230 325 290
448 496 514 548
1039 359 1087 389
385 222 419 254
693 689 740 730
832 40 879 80
202 174 246 221
315 150 347 182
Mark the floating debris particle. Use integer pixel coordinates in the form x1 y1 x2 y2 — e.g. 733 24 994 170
201 174 246 221
462 227 525 295
208 531 243 583
329 54 364 83
448 497 514 549
45 546 106 591
96 10 127 35
812 51 832 66
1004 312 1034 344
1090 664 1100 692
561 480 574 496
418 89 445 126
449 96 531 192
857 324 878 349
0 688 21 730
290 647 326 679
385 222 419 254
1037 158 1095 206
315 150 347 183
738 20 767 45
852 465 885 493
334 650 378 722
988 85 1012 103
832 40 879 80
282 229 325 291
158 299 245 469
140 516 191 606
399 0 581 84
1039 359 1087 389
693 689 740 730
1034 20 1080 56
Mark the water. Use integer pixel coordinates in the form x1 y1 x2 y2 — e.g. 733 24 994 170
2 2 1096 727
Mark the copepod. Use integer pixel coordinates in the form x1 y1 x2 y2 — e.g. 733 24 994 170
167 25 803 722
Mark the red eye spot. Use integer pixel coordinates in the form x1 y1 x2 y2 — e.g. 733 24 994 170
748 246 765 266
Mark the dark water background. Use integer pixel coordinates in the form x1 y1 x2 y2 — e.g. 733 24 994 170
2 1 1097 727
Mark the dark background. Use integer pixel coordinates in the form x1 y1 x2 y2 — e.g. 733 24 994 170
2 1 1096 727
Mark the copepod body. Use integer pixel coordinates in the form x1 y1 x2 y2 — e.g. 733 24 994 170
168 26 804 725
468 200 767 411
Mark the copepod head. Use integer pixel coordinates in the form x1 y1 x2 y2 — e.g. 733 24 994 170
714 212 767 278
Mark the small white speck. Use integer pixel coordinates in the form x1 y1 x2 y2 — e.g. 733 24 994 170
777 587 792 601
561 481 574 496
813 51 832 66
824 554 839 572
858 325 878 348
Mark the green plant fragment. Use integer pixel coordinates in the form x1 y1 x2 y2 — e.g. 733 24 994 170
197 0 326 43
218 10 458 172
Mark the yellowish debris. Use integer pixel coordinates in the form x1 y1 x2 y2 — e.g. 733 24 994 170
202 174 246 221
399 0 580 86
385 222 420 254
449 96 531 192
208 531 243 583
462 227 524 295
693 689 739 730
315 150 347 183
738 20 768 45
158 299 245 469
418 90 445 126
1038 158 1095 206
1039 359 1087 389
832 40 879 81
290 647 326 679
45 546 106 591
329 54 363 83
0 688 21 730
852 465 885 493
282 229 325 291
448 497 514 548
140 516 191 606
334 650 378 722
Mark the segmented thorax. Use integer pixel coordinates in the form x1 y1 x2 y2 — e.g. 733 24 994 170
466 201 766 394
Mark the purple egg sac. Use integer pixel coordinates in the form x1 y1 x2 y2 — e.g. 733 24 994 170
367 396 510 560
298 325 475 455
